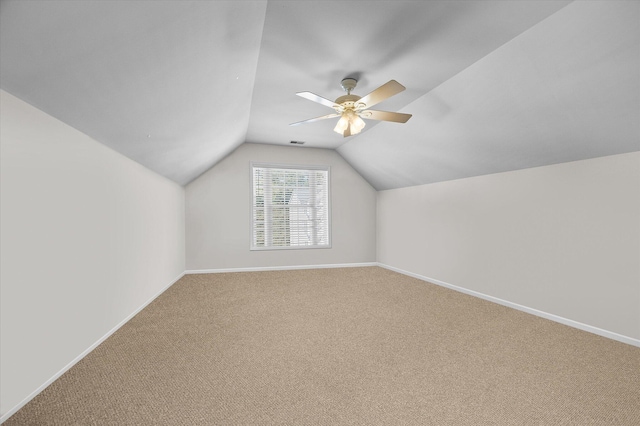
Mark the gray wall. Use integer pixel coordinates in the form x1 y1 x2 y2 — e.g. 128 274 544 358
377 152 640 340
186 143 376 270
0 91 186 417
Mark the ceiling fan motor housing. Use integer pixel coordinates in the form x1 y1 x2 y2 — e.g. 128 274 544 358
334 94 362 111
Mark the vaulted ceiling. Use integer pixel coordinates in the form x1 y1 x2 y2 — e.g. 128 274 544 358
1 1 638 189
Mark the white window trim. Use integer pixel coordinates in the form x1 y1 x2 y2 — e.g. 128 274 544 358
250 162 332 251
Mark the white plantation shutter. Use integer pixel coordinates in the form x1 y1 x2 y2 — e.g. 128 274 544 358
251 164 330 250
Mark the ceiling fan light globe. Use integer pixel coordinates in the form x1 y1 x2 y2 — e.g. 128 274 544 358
351 116 366 133
334 115 350 134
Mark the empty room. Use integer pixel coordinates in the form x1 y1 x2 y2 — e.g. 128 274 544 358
1 1 639 424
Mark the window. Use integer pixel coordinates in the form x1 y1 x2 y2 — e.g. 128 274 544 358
251 163 330 250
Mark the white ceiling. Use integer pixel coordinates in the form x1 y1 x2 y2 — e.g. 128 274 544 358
1 1 638 189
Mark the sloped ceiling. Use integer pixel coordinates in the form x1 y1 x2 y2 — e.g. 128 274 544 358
1 1 638 189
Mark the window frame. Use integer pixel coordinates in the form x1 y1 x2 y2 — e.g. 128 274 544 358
249 162 331 251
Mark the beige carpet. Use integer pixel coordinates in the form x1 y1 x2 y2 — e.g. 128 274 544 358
5 267 640 425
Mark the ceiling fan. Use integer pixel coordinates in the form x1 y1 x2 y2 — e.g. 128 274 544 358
290 78 412 137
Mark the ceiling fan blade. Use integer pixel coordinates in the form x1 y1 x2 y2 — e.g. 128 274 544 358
289 113 340 126
360 110 412 123
296 92 339 109
355 80 406 110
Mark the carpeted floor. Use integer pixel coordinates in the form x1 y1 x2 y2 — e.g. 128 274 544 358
4 267 640 425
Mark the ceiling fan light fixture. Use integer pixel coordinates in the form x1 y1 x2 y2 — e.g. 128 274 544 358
333 110 366 136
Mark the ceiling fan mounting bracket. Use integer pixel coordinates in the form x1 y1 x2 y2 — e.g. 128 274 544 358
340 78 358 94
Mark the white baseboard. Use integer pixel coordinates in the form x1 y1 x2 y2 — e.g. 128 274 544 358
377 263 640 348
185 262 377 274
0 272 185 424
